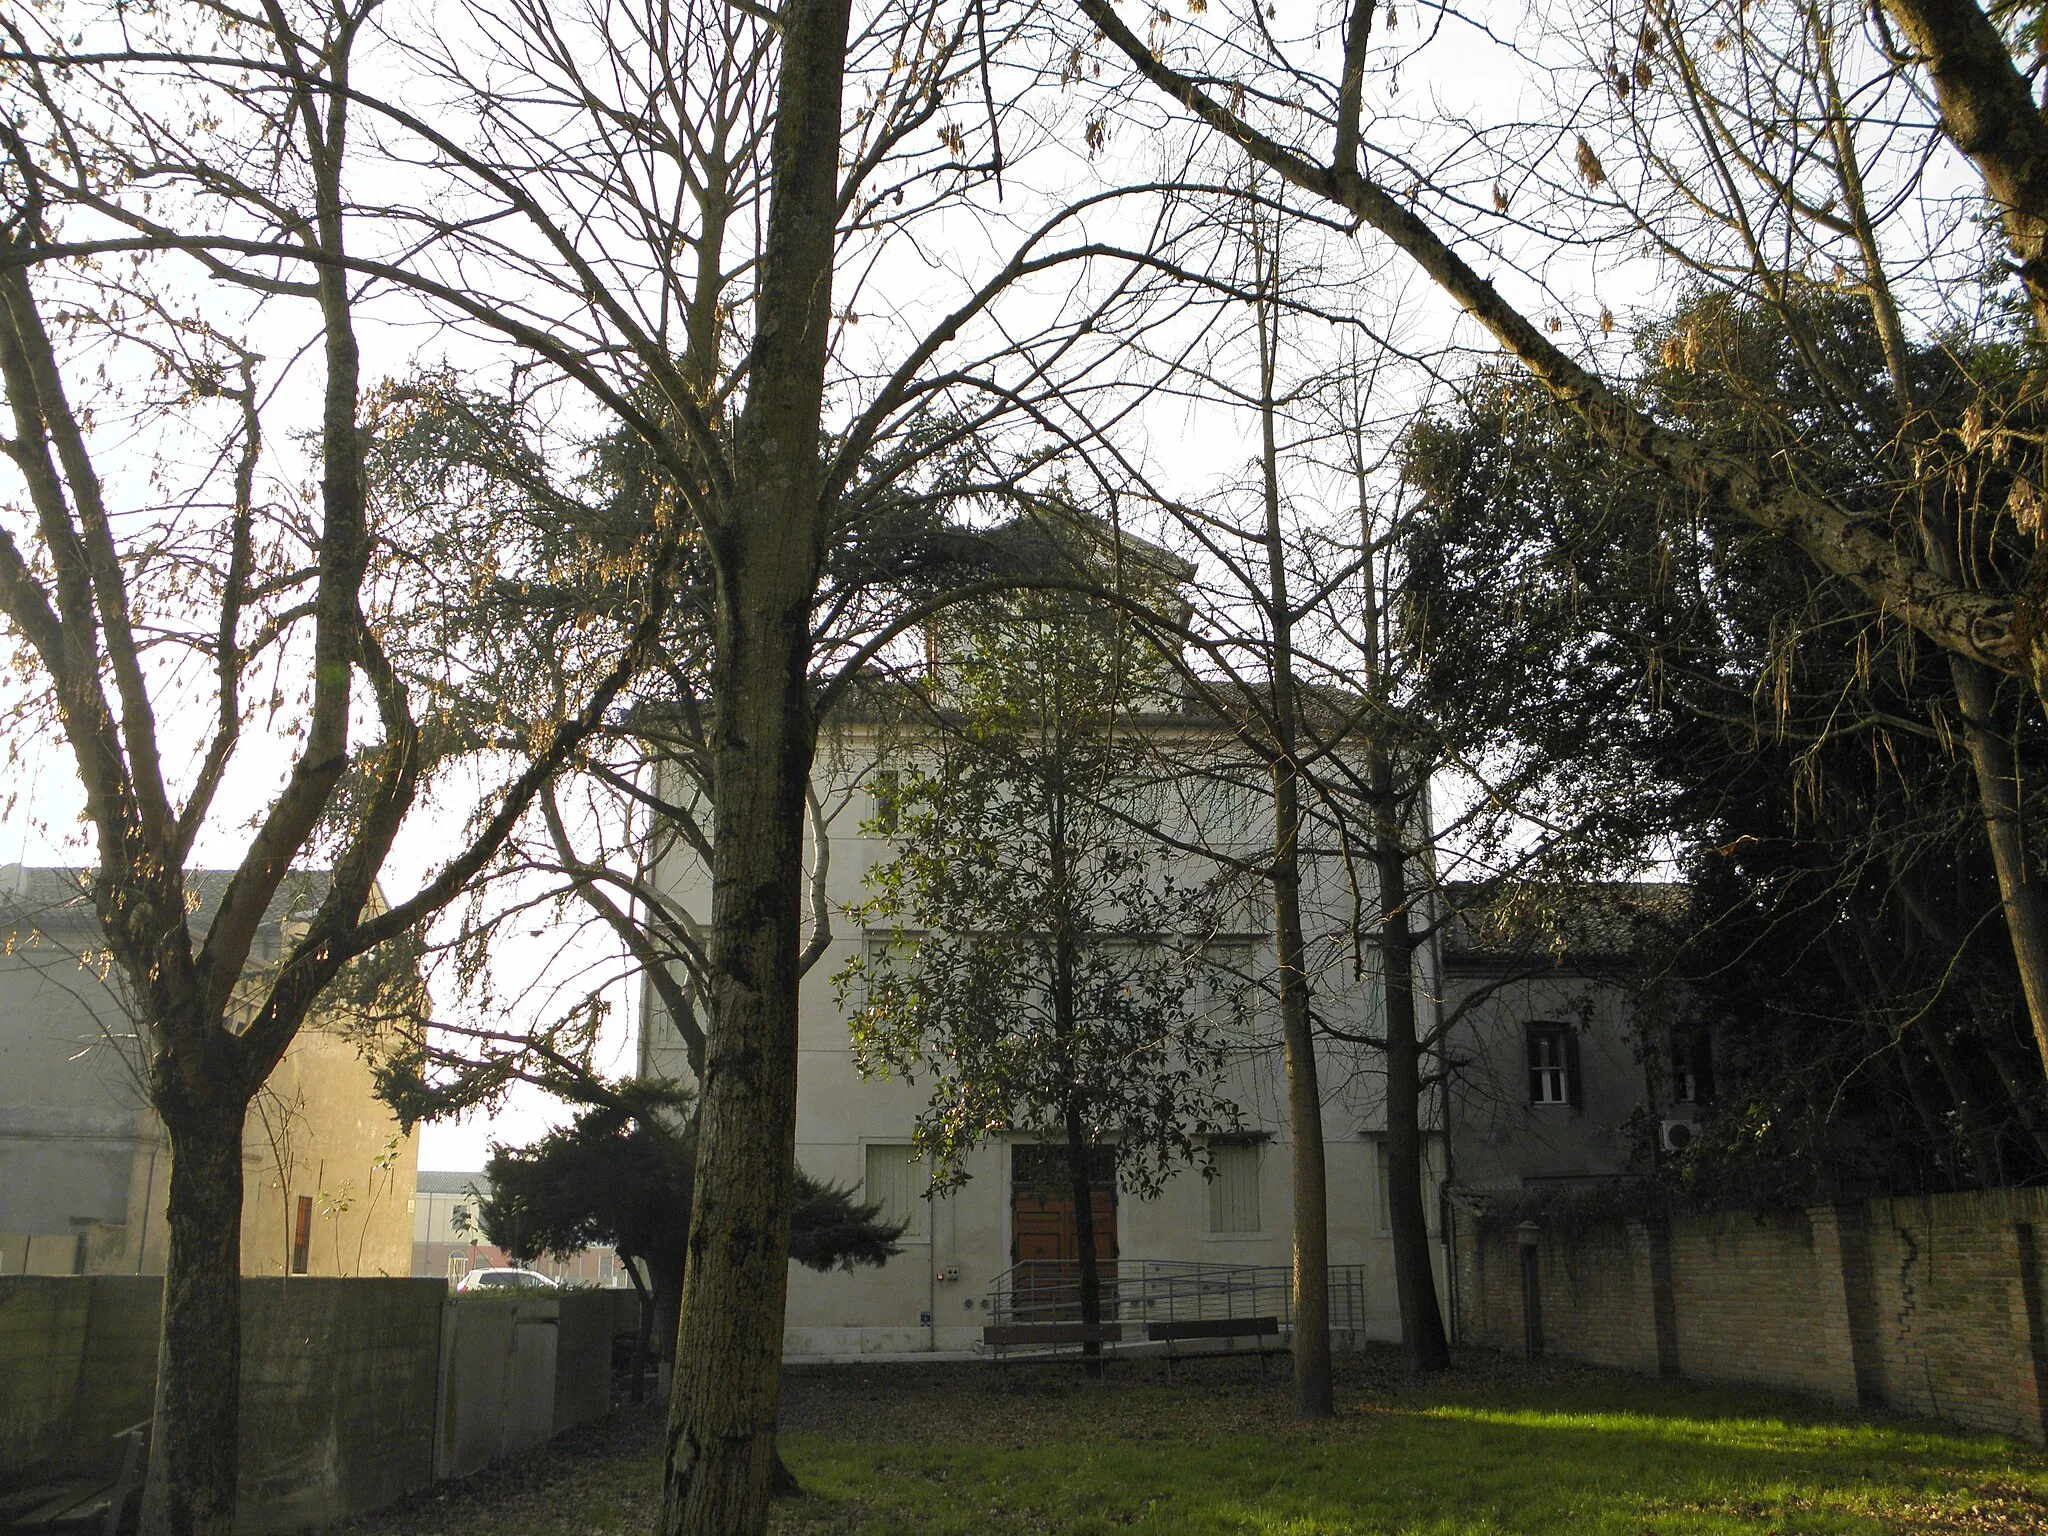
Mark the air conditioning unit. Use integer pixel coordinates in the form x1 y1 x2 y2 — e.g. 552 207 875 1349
1659 1118 1698 1154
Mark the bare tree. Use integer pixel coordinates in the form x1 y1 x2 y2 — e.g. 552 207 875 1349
1064 0 2048 1087
1066 0 2048 718
0 4 676 1528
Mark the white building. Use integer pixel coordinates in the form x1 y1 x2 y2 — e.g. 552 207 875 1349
637 698 1464 1356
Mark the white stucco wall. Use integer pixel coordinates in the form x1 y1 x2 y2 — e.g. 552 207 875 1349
638 723 1461 1356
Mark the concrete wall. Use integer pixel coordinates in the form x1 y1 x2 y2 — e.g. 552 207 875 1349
237 1279 443 1535
552 1291 623 1433
0 1277 629 1528
1455 1186 2048 1443
434 1295 559 1480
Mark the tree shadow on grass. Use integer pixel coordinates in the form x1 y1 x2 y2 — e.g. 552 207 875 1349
774 1379 2048 1536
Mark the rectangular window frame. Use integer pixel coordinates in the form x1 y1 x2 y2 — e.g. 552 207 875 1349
863 1142 930 1242
1204 1140 1263 1236
1525 1023 1583 1110
868 770 902 835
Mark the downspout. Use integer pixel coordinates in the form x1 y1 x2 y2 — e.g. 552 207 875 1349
1423 845 1459 1347
134 1140 160 1274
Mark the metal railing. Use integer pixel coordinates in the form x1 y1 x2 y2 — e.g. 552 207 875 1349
985 1258 1370 1338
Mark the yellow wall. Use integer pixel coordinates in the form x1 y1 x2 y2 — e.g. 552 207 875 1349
113 1020 419 1279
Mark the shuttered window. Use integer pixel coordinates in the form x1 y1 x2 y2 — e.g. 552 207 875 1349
1207 1142 1261 1233
291 1195 313 1275
1526 1024 1582 1108
864 1144 928 1240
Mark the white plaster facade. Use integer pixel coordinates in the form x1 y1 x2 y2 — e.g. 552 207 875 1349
637 718 1466 1357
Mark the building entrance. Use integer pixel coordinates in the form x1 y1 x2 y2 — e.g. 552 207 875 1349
1009 1144 1117 1319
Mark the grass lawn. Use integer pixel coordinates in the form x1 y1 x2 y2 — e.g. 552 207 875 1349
346 1350 2048 1535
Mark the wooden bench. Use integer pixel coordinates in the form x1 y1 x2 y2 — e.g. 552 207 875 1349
1 1421 148 1536
982 1321 1124 1365
1146 1315 1281 1375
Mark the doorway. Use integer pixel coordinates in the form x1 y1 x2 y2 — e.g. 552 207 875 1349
1010 1143 1117 1319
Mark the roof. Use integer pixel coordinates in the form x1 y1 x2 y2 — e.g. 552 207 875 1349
416 1170 490 1196
1440 880 1687 966
977 509 1198 586
0 865 334 936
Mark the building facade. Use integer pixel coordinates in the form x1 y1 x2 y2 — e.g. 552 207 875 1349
636 761 1686 1358
1438 883 1689 1197
0 865 419 1278
638 706 1457 1356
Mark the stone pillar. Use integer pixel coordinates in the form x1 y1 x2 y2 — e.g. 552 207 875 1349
1806 1205 1871 1408
1626 1219 1679 1378
2006 1222 2048 1444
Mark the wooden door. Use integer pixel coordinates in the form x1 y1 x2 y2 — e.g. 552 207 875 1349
1011 1147 1117 1319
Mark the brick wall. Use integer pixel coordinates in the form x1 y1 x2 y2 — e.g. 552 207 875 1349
1454 1186 2048 1443
1862 1189 2048 1442
1667 1209 1858 1403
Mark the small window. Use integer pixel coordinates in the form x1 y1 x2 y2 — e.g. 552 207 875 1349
1207 1142 1261 1233
869 771 902 834
1526 1024 1581 1107
1374 1141 1392 1235
1194 776 1256 844
864 1144 928 1240
291 1195 313 1275
1673 1034 1713 1104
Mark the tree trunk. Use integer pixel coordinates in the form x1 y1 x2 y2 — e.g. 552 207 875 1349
1877 0 2048 342
1064 1106 1105 1379
1949 657 2048 1079
1248 221 1333 1417
650 1254 685 1389
1368 753 1451 1372
139 1097 247 1536
659 609 815 1535
658 0 845 1527
1272 784 1333 1415
622 1258 654 1405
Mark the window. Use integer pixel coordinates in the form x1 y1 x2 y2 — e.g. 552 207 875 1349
1526 1024 1581 1108
447 1252 468 1282
1673 1034 1714 1105
1206 1142 1261 1233
1197 939 1261 1043
1192 776 1256 844
864 1144 929 1240
1375 1141 1392 1235
862 933 920 1004
291 1195 313 1275
868 770 902 834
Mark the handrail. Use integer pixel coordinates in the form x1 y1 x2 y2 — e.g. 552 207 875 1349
985 1258 1369 1335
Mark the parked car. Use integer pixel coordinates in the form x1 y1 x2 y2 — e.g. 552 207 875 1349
455 1266 559 1292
